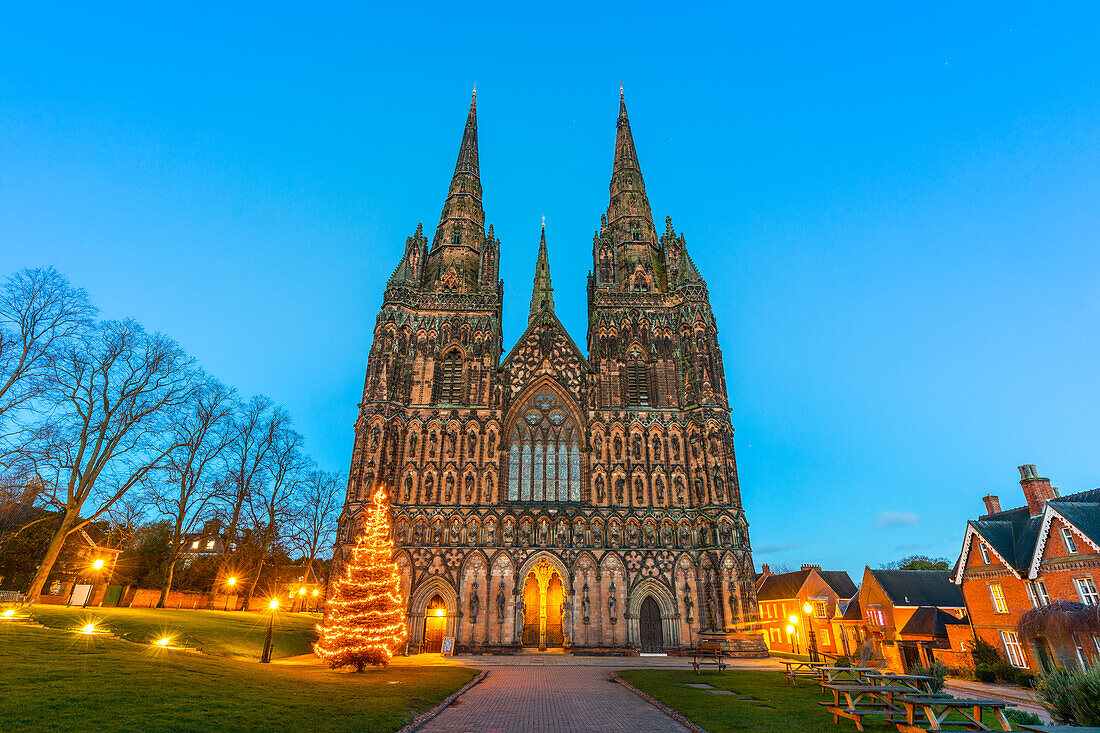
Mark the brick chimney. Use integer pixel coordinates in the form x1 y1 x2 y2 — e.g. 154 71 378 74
982 494 1001 515
1019 464 1055 517
801 564 821 571
760 564 771 576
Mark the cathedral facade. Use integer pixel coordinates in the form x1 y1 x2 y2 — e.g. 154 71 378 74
336 92 766 656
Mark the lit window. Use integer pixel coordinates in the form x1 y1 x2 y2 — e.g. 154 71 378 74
1062 527 1079 554
206 540 215 549
506 390 581 503
989 583 1009 614
977 542 991 564
191 540 199 549
818 629 831 647
1074 577 1099 606
815 601 828 619
1000 631 1028 668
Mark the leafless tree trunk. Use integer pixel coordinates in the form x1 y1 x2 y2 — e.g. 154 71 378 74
243 426 306 608
25 319 196 600
152 377 237 608
216 396 287 595
289 470 343 587
0 267 94 473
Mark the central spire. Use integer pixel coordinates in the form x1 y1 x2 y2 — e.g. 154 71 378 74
528 222 555 324
432 92 485 251
604 89 656 249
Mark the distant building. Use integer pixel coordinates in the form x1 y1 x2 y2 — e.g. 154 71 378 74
953 465 1100 672
858 567 968 672
177 519 229 557
755 563 857 658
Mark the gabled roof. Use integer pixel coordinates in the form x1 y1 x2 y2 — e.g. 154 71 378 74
839 598 863 622
868 569 965 608
755 568 857 602
501 308 591 373
956 488 1100 583
899 606 968 637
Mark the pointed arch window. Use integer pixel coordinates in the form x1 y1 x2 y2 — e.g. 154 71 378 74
434 349 463 405
507 390 581 502
625 348 650 406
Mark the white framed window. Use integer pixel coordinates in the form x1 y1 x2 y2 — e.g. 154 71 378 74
191 540 199 549
1000 631 1028 668
815 601 828 618
1073 635 1089 670
1062 527 1079 554
978 542 991 564
1094 635 1100 658
818 629 831 647
1034 581 1050 606
989 583 1009 614
1074 577 1099 606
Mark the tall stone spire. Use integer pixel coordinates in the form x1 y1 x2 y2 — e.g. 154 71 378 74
431 92 485 252
529 222 555 324
605 89 657 250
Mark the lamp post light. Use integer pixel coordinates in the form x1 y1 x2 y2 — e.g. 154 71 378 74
787 616 800 655
802 602 820 663
260 598 279 663
223 577 237 611
85 558 105 608
298 587 306 612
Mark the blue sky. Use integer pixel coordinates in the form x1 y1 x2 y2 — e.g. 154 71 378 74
2 2 1098 579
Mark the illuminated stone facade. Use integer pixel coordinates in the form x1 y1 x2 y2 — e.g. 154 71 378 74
336 93 766 655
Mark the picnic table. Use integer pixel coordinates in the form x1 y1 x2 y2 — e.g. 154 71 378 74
782 660 825 685
817 666 876 686
896 696 1013 732
864 673 938 694
819 682 916 732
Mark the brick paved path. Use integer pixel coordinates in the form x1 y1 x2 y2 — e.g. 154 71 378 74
418 665 687 733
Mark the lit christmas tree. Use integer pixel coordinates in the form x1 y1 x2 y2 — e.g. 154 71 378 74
315 487 407 670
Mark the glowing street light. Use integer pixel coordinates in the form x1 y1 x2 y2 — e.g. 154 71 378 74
312 589 319 596
92 559 104 570
788 615 798 625
3 609 15 618
82 623 96 634
260 598 279 663
222 576 238 611
226 577 236 586
156 637 171 647
299 587 306 595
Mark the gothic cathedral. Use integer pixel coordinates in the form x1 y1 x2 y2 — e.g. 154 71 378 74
336 92 766 656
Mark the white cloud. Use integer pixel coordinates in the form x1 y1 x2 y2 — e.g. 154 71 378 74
876 511 920 527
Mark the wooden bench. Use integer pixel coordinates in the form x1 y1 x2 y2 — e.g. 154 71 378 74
690 641 727 673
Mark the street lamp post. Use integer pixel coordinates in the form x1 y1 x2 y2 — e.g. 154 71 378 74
260 598 279 663
223 577 236 611
84 558 105 608
802 602 820 663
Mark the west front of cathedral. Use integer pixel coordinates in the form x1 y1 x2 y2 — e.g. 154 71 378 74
335 92 767 656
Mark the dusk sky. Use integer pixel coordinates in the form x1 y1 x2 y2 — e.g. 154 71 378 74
3 2 1098 579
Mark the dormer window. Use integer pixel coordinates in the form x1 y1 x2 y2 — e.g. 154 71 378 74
1062 527 1079 554
978 542 991 564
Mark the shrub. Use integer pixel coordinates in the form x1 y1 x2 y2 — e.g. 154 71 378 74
1015 670 1037 689
1003 709 1043 726
1037 669 1079 725
971 636 1003 666
909 661 949 693
975 663 998 683
1068 665 1100 726
833 655 851 668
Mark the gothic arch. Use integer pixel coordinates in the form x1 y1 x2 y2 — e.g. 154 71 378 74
502 376 585 503
627 577 677 618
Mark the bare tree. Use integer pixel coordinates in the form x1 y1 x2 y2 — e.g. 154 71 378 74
288 470 343 587
150 377 237 607
0 267 95 471
25 319 196 599
242 425 307 607
216 396 286 585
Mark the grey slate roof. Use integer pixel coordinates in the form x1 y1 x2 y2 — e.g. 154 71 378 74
756 568 857 602
900 606 968 637
869 569 965 608
970 488 1100 575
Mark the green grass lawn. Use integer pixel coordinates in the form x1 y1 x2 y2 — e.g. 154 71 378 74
618 669 1023 733
22 605 319 659
1 622 478 732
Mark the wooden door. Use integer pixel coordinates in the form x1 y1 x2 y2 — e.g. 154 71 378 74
640 597 663 653
423 615 446 653
544 576 564 648
522 574 540 646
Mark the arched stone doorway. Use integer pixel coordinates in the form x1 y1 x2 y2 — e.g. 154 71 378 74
521 558 564 650
639 596 663 653
423 594 447 653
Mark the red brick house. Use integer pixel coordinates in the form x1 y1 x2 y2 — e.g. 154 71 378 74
953 465 1100 672
858 567 969 672
755 564 857 658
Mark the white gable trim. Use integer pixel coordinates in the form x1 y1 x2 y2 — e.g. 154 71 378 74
954 522 1020 585
1027 505 1100 579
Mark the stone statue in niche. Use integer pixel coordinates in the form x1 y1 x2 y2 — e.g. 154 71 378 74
413 522 424 544
674 476 685 505
694 477 705 503
727 580 739 623
644 524 656 547
403 475 413 503
408 431 418 455
396 522 408 543
467 431 478 457
651 435 661 460
610 523 622 548
614 477 625 504
444 475 455 502
503 521 514 545
447 429 457 455
593 433 602 457
538 522 548 546
631 434 642 462
428 431 437 457
662 524 673 547
467 520 479 546
469 580 480 623
679 524 691 548
561 597 572 635
581 583 591 624
556 523 567 547
714 475 724 503
424 474 434 502
487 431 497 455
431 521 442 545
705 580 718 630
690 435 700 459
608 581 618 623
655 476 665 504
370 425 380 452
521 523 532 546
464 474 474 502
627 524 639 547
496 582 506 622
634 477 644 503
595 476 605 503
485 520 497 546
483 475 494 502
573 525 584 547
683 582 694 623
613 435 623 461
450 519 461 544
671 434 681 461
699 523 710 546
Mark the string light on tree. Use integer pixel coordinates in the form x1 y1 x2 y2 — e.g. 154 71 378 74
314 487 407 671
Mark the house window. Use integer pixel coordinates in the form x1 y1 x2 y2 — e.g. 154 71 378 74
206 539 215 549
1000 631 1028 668
1027 581 1050 607
814 601 828 619
434 350 463 404
506 390 581 503
989 583 1009 614
977 542 991 564
191 540 199 549
1062 527 1079 554
818 629 831 647
1073 635 1089 670
1074 577 1099 606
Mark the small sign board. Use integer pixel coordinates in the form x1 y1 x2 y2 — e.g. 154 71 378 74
441 636 455 656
